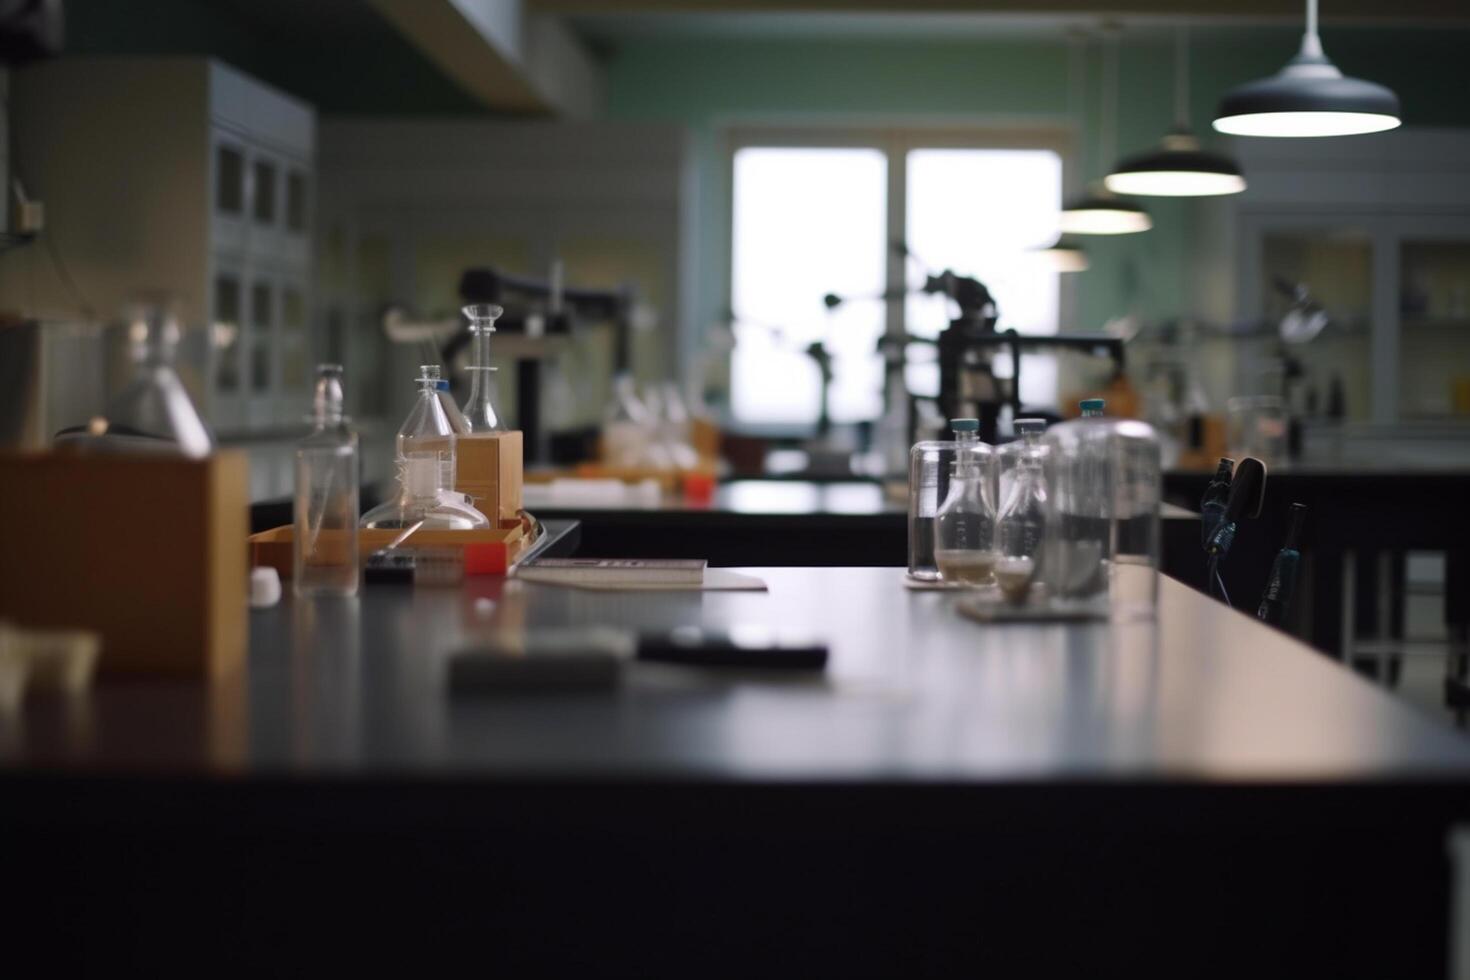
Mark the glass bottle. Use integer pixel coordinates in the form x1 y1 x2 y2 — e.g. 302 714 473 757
59 301 214 457
460 304 504 432
932 430 997 586
603 374 653 468
908 418 983 581
360 366 488 530
995 419 1048 603
1080 398 1106 418
294 365 359 596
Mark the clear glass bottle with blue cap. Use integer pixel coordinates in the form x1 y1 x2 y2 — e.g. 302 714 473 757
360 365 489 531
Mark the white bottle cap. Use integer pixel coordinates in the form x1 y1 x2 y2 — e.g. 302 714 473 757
250 566 283 608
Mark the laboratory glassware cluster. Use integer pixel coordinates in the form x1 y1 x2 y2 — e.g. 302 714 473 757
909 402 1162 620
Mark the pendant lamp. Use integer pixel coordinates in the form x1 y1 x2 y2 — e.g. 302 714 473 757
1060 29 1151 236
1033 235 1090 272
1106 27 1246 197
1213 0 1400 138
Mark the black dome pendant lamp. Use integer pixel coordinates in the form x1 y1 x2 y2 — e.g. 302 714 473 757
1106 26 1246 197
1059 28 1152 236
1213 0 1400 138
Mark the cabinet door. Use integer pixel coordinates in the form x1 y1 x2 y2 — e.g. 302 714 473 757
211 135 248 255
278 278 311 426
1240 215 1390 425
210 267 245 432
247 278 278 429
1397 226 1470 420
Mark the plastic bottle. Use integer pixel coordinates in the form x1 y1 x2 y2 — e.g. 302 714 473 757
294 365 359 596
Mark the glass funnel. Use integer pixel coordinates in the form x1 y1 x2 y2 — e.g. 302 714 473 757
460 304 504 432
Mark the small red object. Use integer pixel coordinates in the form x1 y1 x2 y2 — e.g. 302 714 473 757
463 542 508 576
682 472 716 505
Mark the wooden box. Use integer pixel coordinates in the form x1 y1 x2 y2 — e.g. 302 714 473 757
0 451 249 678
249 521 528 579
455 430 523 524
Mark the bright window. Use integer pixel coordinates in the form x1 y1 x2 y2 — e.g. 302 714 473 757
730 138 1064 426
730 147 887 425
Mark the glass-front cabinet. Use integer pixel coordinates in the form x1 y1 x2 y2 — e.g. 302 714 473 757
1240 211 1470 429
1399 232 1470 421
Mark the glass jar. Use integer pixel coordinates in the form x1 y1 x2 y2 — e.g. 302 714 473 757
908 418 988 581
1042 417 1161 619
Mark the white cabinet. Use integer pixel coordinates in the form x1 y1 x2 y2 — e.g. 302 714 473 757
2 57 315 436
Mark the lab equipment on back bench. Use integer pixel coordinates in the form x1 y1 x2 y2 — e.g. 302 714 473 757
294 365 359 597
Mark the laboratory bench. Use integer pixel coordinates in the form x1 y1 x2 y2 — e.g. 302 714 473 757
4 567 1470 975
529 477 1203 570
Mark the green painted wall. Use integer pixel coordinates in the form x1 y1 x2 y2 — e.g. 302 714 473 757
600 27 1470 361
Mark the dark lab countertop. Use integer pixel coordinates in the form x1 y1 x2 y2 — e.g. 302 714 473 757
4 568 1469 976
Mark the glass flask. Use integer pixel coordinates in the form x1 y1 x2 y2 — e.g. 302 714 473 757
294 365 359 596
907 418 986 581
360 366 489 531
932 437 997 587
1042 417 1161 619
603 374 654 468
656 380 700 470
60 301 214 457
995 419 1048 603
460 304 504 432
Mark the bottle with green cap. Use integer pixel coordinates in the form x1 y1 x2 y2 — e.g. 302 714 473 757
1080 398 1106 417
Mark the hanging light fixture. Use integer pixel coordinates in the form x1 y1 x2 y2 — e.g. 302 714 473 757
1033 235 1090 272
1106 26 1246 197
1060 28 1152 236
1213 0 1400 138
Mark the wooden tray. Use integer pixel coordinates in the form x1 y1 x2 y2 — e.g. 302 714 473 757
250 517 530 579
